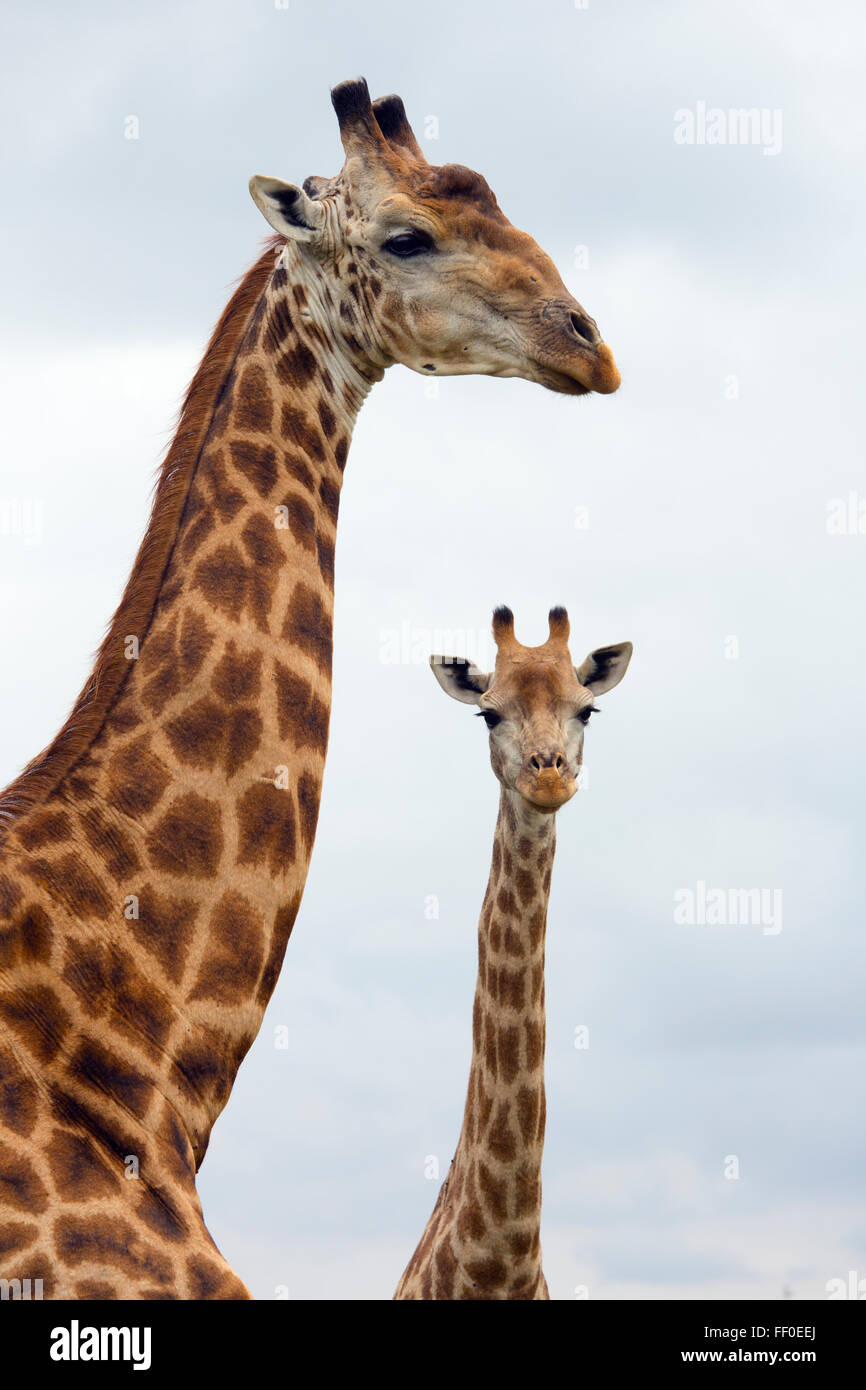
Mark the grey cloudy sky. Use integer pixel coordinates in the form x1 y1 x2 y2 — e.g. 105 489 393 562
1 0 864 1298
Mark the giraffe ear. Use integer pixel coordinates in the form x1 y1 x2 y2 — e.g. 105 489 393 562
429 656 492 706
575 641 633 695
248 176 326 242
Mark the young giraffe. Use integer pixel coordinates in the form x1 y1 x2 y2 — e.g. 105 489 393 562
0 81 621 1300
394 606 632 1300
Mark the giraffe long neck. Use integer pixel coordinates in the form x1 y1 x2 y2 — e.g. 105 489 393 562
0 239 381 1175
395 788 555 1300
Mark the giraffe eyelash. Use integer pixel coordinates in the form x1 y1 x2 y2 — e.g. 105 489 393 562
577 707 600 724
382 230 435 258
476 710 502 729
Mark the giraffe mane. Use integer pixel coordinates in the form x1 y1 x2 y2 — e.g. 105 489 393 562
0 235 285 832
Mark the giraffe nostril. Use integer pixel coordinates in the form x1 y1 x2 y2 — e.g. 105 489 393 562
569 311 599 346
528 750 565 773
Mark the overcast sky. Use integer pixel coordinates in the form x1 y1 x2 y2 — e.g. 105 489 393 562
1 0 864 1299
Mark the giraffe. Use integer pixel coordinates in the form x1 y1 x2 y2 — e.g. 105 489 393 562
0 80 621 1300
394 606 632 1300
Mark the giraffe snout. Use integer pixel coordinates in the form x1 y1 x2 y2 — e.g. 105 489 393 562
516 747 576 812
527 299 620 396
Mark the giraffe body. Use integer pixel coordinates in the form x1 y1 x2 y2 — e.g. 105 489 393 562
0 237 362 1298
395 607 632 1299
0 82 621 1299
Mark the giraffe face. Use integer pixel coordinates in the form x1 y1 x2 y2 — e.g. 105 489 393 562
249 80 621 396
317 182 618 396
431 608 632 813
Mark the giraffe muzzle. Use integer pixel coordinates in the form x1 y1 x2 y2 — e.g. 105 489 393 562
516 761 576 812
528 300 621 396
528 328 617 400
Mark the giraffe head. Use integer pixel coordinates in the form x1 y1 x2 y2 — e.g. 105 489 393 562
431 607 632 812
248 79 620 396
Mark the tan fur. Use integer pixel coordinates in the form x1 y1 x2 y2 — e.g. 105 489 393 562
395 609 631 1299
0 81 622 1300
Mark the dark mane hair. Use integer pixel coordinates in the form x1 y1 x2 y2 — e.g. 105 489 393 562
0 236 284 832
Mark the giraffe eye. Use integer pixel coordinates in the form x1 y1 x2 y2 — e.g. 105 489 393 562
382 230 434 258
577 706 599 725
476 710 502 730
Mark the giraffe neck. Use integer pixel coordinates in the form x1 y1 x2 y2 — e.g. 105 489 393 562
395 788 555 1299
0 238 383 1174
450 789 554 1288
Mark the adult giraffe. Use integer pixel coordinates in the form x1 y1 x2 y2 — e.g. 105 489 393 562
0 80 620 1299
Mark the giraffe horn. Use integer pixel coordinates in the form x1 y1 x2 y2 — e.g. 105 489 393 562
331 77 391 158
548 606 570 643
372 94 427 162
492 605 516 649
